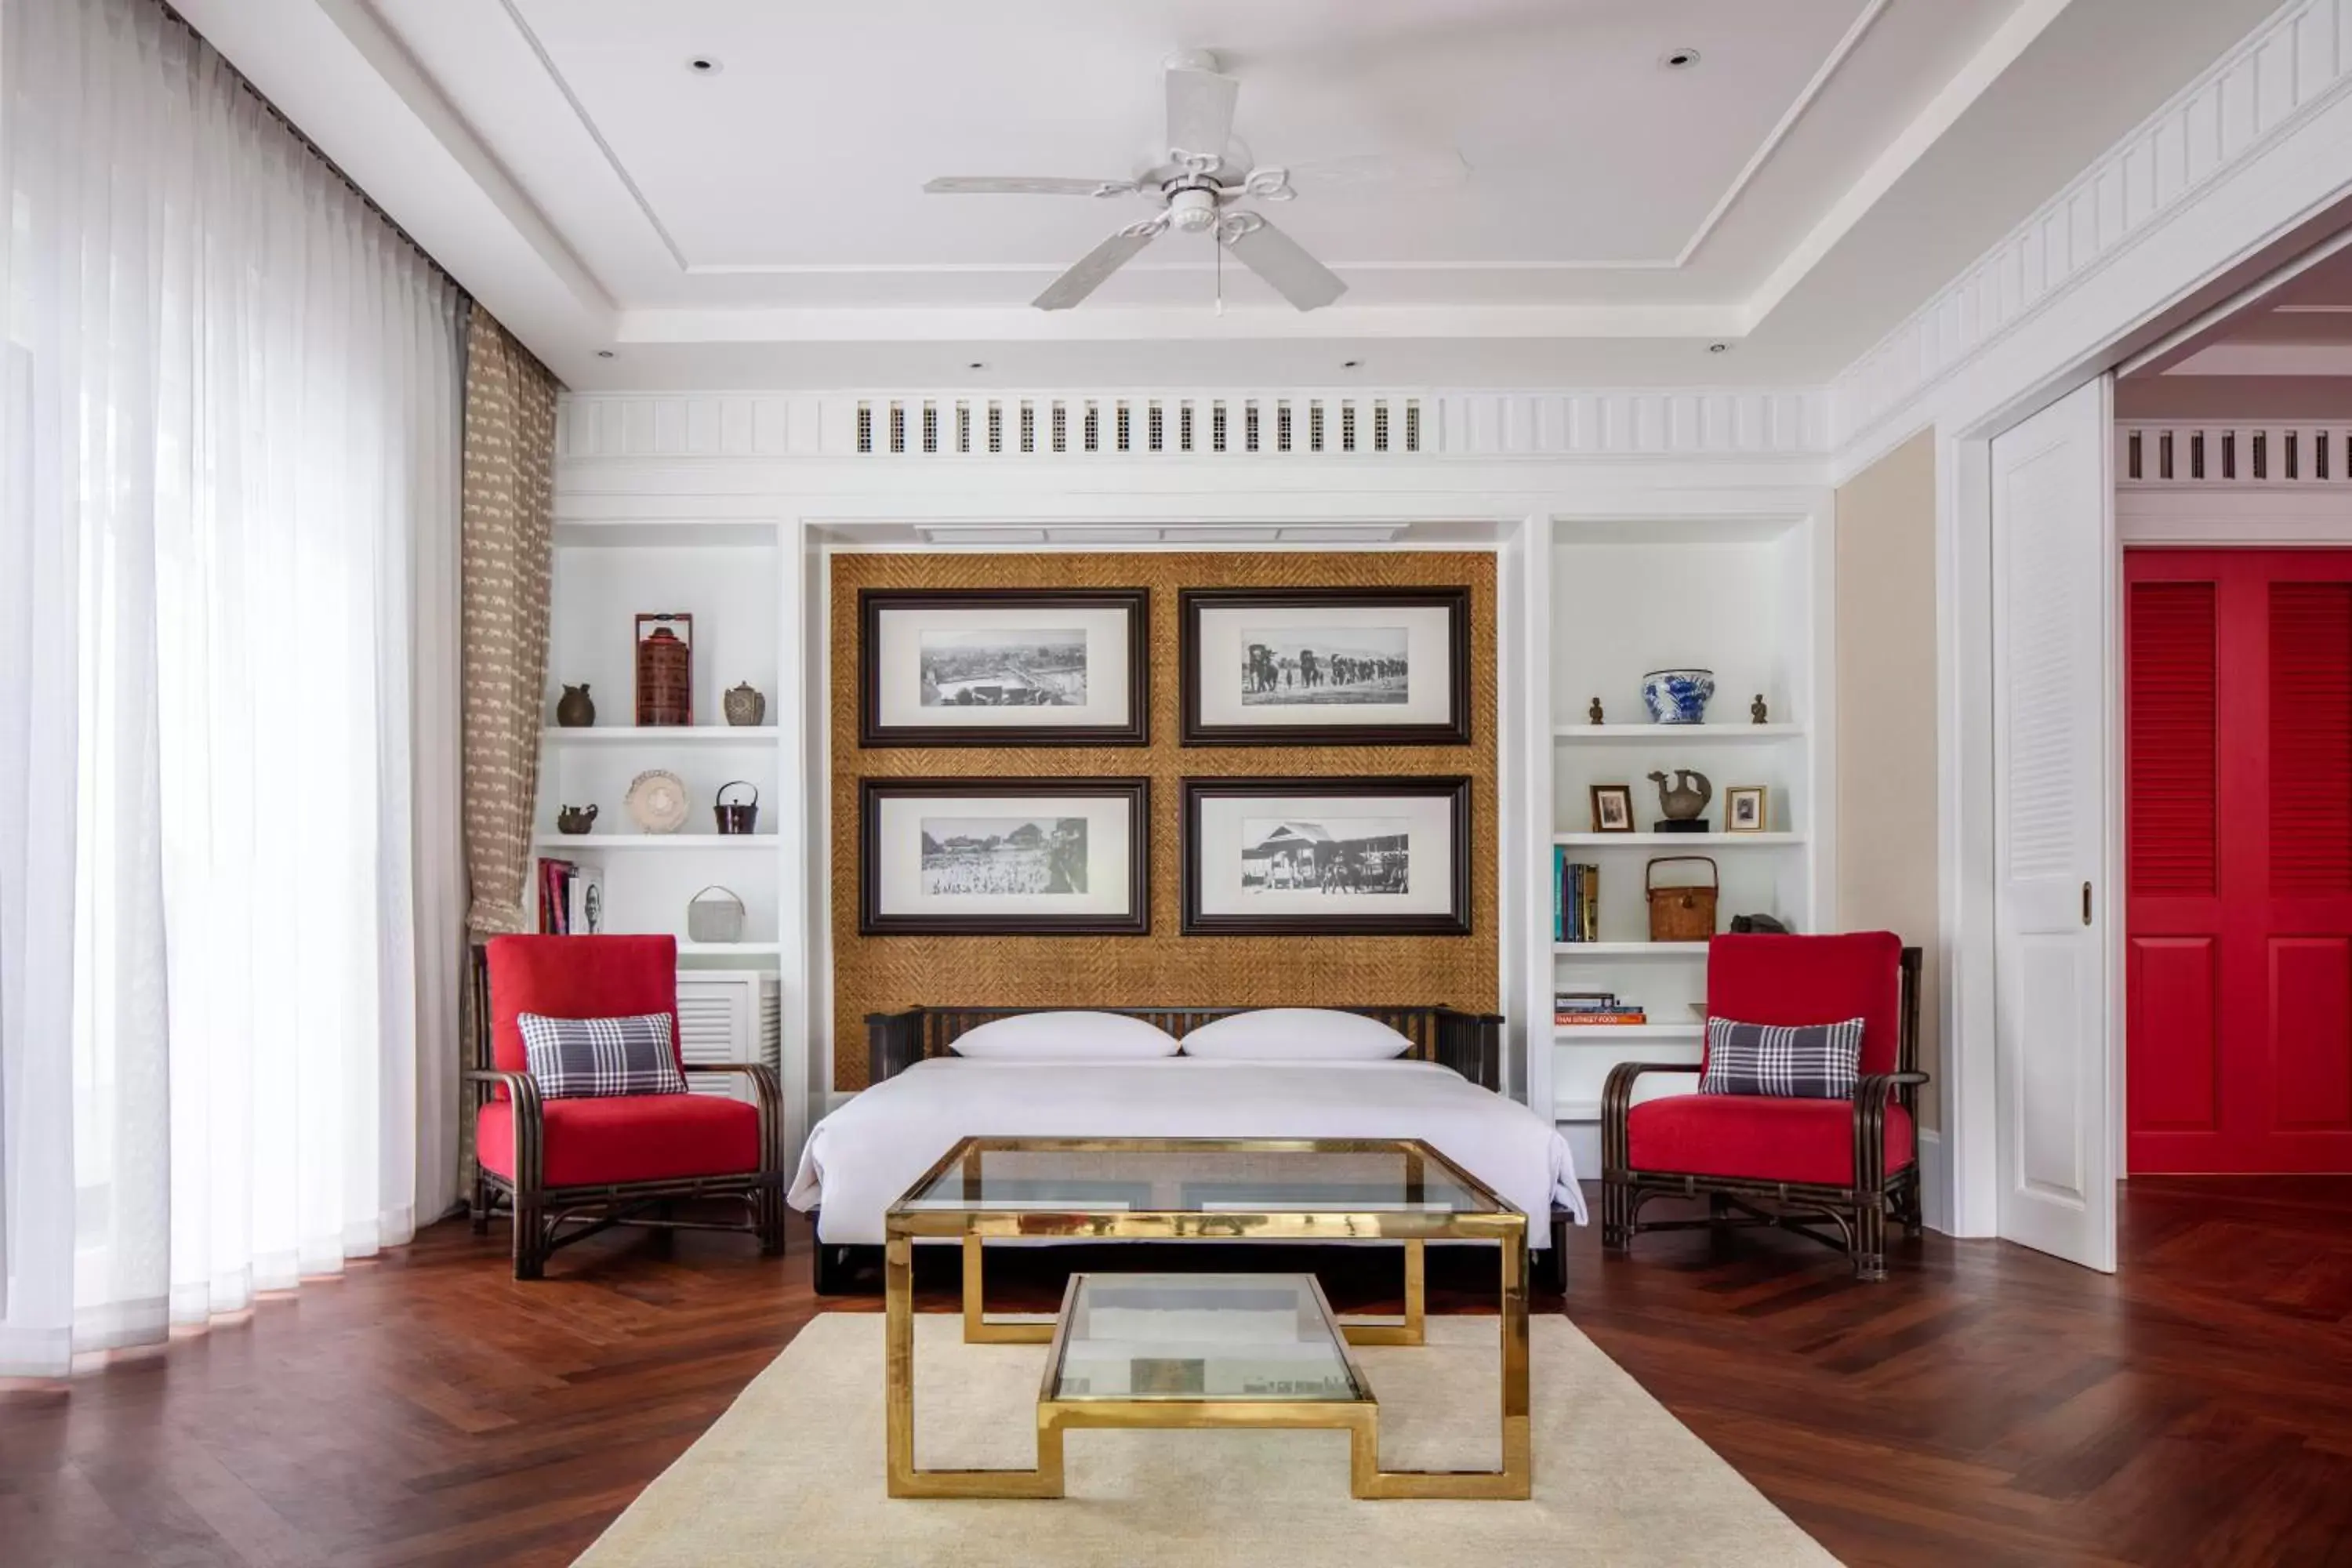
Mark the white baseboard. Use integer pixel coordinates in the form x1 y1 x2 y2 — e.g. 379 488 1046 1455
1917 1127 1951 1235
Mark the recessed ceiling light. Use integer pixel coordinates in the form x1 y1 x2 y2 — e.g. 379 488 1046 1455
687 56 722 74
1661 47 1701 70
597 349 616 359
1707 341 1730 354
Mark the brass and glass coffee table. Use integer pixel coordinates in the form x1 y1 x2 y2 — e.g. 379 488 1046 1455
882 1136 1530 1500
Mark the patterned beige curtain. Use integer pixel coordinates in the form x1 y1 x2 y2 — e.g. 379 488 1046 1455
459 305 560 938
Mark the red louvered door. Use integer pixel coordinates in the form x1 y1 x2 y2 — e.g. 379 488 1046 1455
2126 550 2352 1173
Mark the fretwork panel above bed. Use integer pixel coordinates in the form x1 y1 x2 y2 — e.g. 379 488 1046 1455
829 550 1499 1091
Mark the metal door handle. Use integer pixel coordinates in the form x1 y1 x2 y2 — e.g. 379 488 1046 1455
2082 882 2092 926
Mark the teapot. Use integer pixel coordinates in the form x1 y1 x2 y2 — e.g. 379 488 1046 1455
556 804 598 835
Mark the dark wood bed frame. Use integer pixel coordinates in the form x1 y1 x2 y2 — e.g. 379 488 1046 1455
811 1003 1575 1295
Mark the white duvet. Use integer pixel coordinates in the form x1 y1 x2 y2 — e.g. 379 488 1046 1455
787 1057 1586 1247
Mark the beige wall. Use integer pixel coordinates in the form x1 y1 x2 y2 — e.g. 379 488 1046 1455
1835 431 1944 1127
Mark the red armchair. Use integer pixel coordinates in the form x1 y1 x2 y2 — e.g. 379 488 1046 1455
467 935 785 1279
1601 934 1925 1280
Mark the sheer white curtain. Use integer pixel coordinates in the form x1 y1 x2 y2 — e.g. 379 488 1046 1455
0 0 464 1376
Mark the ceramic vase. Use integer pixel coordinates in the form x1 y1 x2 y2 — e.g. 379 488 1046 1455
1641 668 1715 724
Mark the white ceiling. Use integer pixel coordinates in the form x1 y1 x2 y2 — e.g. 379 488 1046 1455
2119 241 2352 419
181 0 2288 390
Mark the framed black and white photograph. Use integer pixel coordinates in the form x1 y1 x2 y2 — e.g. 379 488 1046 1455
859 778 1149 935
1590 784 1635 833
1178 587 1471 746
1725 785 1769 834
858 588 1148 746
1180 776 1471 935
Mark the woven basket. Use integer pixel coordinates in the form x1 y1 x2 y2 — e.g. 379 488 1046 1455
686 885 746 944
1646 856 1719 943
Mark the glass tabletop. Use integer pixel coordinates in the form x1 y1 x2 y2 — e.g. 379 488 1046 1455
1047 1273 1366 1403
891 1138 1506 1218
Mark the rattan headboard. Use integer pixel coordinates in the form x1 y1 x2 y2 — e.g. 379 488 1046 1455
865 1004 1504 1091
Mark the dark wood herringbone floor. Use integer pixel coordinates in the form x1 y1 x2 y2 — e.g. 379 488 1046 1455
5 1178 2349 1566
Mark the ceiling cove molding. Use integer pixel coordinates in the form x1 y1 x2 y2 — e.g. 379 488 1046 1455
505 0 1884 281
1828 0 2352 474
554 388 1830 463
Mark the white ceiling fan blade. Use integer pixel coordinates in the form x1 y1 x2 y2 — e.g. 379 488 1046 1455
925 176 1137 197
1033 223 1163 311
1220 216 1345 311
1165 66 1239 163
1281 151 1469 194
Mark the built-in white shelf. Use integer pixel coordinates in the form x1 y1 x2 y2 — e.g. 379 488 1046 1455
1553 831 1804 848
1552 942 1708 957
542 725 779 745
532 833 777 851
1552 723 1804 742
1554 1022 1704 1042
1555 1099 1602 1122
677 940 783 957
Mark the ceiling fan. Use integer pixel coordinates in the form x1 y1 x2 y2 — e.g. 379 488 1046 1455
924 49 1468 313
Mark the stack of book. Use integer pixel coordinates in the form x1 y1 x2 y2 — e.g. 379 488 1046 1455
535 857 605 935
1552 849 1599 942
1555 991 1647 1027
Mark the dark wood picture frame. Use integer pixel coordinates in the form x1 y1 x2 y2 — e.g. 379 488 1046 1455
858 776 1151 935
1178 775 1472 936
858 587 1149 748
1178 586 1472 747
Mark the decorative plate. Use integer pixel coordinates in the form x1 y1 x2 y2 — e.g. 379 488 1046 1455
624 768 691 833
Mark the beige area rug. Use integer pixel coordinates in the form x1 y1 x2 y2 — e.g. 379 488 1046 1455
576 1313 1836 1567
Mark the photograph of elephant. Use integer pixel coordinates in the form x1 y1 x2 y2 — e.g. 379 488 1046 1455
1237 628 1407 706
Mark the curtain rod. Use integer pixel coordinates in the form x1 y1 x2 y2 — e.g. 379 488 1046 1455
154 0 473 305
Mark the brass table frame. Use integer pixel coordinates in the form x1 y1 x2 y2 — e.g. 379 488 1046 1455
883 1136 1530 1501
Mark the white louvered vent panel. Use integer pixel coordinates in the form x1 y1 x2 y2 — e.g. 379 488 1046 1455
849 394 1432 458
561 390 1831 459
2116 423 2352 486
675 970 782 1104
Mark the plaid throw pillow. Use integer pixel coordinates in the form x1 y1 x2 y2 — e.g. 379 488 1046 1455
1698 1016 1865 1100
519 1011 687 1099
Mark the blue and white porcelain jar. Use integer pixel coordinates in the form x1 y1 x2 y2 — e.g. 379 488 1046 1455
1641 668 1715 724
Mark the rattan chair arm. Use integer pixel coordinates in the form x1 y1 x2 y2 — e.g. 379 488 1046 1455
1849 1072 1925 1196
681 1062 786 1175
464 1069 545 1194
1600 1061 1701 1173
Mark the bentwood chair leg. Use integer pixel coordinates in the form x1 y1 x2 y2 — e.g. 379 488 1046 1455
469 1169 491 1235
760 1187 786 1256
512 1199 546 1281
1852 1202 1887 1282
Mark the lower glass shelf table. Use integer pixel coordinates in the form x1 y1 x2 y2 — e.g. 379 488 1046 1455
882 1137 1530 1501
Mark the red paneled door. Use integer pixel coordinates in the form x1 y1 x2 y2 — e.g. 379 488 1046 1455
2126 550 2352 1173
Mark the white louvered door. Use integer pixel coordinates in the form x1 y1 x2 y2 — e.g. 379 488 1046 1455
1991 378 2118 1272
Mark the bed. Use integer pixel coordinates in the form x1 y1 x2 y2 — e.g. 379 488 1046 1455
788 1004 1584 1293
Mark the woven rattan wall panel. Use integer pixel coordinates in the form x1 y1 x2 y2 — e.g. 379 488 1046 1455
829 550 1497 1090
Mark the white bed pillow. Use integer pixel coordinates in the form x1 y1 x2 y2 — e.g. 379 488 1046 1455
947 1010 1180 1060
1178 1007 1415 1062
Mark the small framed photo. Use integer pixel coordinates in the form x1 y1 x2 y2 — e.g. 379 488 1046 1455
1180 776 1471 935
859 778 1149 935
858 588 1148 747
1725 786 1769 833
1179 587 1471 746
1589 785 1635 833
